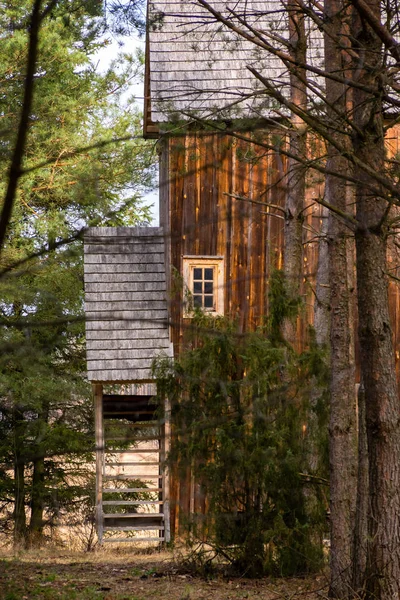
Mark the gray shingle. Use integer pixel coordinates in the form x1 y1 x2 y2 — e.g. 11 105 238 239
147 0 323 122
84 227 173 383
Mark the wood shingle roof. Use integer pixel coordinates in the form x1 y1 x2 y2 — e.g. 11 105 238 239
84 227 173 383
145 0 323 130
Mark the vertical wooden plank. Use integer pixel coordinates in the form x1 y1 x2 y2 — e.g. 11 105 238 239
182 133 196 256
161 395 171 543
230 137 239 320
198 134 216 256
168 134 184 536
194 133 201 256
235 136 250 332
170 135 185 354
221 134 233 315
251 135 269 326
210 134 218 256
216 134 229 314
94 383 104 545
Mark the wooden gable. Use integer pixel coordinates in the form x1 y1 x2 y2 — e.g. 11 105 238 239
84 227 173 383
144 0 323 135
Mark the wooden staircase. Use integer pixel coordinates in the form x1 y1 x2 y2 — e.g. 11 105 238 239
94 387 170 545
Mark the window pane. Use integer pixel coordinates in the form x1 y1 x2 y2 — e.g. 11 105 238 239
204 268 214 280
193 281 202 293
204 295 214 308
204 281 213 294
193 268 202 280
193 295 202 307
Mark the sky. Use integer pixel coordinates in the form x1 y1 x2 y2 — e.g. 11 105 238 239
94 31 160 226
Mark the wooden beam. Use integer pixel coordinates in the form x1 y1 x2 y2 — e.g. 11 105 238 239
94 383 104 545
161 395 171 543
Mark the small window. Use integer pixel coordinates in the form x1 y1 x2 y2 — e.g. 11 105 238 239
183 256 224 317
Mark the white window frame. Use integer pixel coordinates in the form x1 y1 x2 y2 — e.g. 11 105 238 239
182 256 224 317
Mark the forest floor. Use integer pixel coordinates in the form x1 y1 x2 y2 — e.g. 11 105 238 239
0 547 329 600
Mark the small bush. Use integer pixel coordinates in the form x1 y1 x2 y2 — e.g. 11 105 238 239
154 270 329 577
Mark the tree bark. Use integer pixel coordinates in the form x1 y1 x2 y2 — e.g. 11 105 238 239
13 408 26 547
313 204 330 347
324 2 358 597
353 380 369 595
352 3 400 597
326 162 357 599
283 0 307 347
28 393 50 547
0 0 42 252
28 455 45 547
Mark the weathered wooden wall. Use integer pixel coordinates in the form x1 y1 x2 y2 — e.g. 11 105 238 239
160 129 400 535
162 131 326 354
83 131 400 540
84 227 173 383
161 130 317 534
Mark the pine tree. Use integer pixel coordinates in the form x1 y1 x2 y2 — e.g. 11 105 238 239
154 272 329 577
0 0 155 546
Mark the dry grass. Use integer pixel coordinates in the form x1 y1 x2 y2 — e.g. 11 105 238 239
0 546 329 600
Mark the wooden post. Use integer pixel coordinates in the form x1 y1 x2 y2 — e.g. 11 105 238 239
161 395 171 543
94 383 104 545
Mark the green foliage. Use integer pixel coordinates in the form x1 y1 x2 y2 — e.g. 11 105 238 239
0 0 155 546
154 271 329 577
106 0 147 37
267 268 302 340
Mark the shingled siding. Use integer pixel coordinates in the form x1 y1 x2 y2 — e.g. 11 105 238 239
147 0 323 123
84 227 173 383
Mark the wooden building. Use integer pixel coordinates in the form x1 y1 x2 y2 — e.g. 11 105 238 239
84 227 173 543
84 1 400 542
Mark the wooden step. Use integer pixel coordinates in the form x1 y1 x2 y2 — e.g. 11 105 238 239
104 518 163 528
104 449 160 454
103 513 163 518
103 472 161 478
105 435 161 442
102 500 163 506
104 526 165 531
103 474 160 481
103 537 164 543
103 410 156 414
104 420 159 429
102 487 162 493
104 475 161 480
104 461 160 467
103 487 163 493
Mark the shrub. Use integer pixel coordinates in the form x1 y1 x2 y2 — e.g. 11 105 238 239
154 271 329 577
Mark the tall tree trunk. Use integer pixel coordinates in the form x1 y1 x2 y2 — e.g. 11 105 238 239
352 3 400 597
28 403 49 547
313 205 330 347
283 0 307 346
28 455 45 547
326 165 357 599
13 407 26 547
310 203 330 472
324 2 358 597
353 379 369 595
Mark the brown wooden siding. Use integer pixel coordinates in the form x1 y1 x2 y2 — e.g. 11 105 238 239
164 129 400 363
164 131 293 353
161 129 400 536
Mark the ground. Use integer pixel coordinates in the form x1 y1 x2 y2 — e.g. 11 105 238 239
0 547 329 600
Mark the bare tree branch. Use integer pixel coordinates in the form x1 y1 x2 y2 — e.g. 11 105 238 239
0 0 43 253
352 0 400 62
